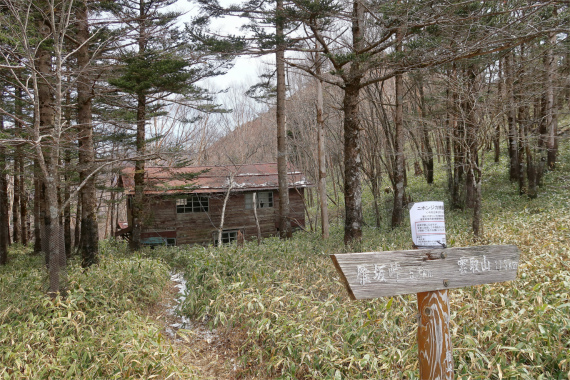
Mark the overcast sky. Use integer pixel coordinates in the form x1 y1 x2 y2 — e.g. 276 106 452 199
167 0 272 94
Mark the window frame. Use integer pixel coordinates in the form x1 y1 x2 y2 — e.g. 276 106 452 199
213 230 240 245
245 191 274 210
176 195 209 213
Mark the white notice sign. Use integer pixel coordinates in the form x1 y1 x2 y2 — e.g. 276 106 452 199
409 201 446 247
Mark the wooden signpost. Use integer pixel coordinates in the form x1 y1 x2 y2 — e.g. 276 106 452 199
331 202 520 379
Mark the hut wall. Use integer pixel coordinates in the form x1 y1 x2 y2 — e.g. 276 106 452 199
140 188 306 246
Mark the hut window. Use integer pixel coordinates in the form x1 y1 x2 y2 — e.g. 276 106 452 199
245 191 273 209
213 230 239 245
177 195 209 213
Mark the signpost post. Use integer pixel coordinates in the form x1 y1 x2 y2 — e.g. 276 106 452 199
330 202 520 379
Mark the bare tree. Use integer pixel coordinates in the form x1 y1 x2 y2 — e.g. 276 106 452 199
315 50 329 239
0 110 9 265
0 0 110 293
217 170 236 247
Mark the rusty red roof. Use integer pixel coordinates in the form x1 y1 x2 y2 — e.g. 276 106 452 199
119 163 311 195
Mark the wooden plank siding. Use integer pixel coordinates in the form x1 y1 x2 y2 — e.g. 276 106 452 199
135 188 306 246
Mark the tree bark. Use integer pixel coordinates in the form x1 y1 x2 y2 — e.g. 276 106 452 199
252 192 261 245
343 0 364 244
418 76 434 184
494 58 503 163
75 191 81 250
37 15 53 266
445 88 453 193
19 157 27 245
464 66 479 209
76 0 99 266
343 82 363 243
12 156 21 244
33 160 42 254
391 28 405 228
218 174 234 246
44 171 65 295
315 50 329 240
517 94 527 195
64 151 72 257
545 32 558 169
36 7 66 294
0 114 9 265
450 65 465 210
12 85 22 244
130 92 146 251
276 0 291 239
505 52 519 183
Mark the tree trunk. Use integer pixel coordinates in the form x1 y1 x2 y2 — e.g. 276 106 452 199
472 171 482 237
526 143 538 198
130 92 146 251
517 102 527 195
342 0 365 244
371 179 381 228
343 82 363 243
35 7 66 292
0 114 9 265
315 50 329 240
252 192 261 245
37 14 53 266
505 52 519 183
64 151 72 257
218 174 234 247
75 191 81 251
12 158 21 244
276 0 291 239
43 172 65 295
464 66 479 209
445 88 453 193
12 86 22 244
418 77 434 184
19 157 27 245
76 0 99 266
451 65 465 210
494 58 503 163
391 28 405 228
545 32 558 169
33 160 42 254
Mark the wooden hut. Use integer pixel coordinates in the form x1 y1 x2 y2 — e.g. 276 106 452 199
116 163 311 246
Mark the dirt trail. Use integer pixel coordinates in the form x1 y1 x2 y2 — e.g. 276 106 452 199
148 274 260 380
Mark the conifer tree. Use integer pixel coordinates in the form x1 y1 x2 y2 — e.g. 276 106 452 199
107 0 229 250
75 0 99 267
191 0 309 238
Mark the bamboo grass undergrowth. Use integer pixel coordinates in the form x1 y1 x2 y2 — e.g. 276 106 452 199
2 145 568 379
156 144 570 379
0 245 196 379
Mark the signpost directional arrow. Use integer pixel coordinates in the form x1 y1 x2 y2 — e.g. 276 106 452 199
331 245 520 300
